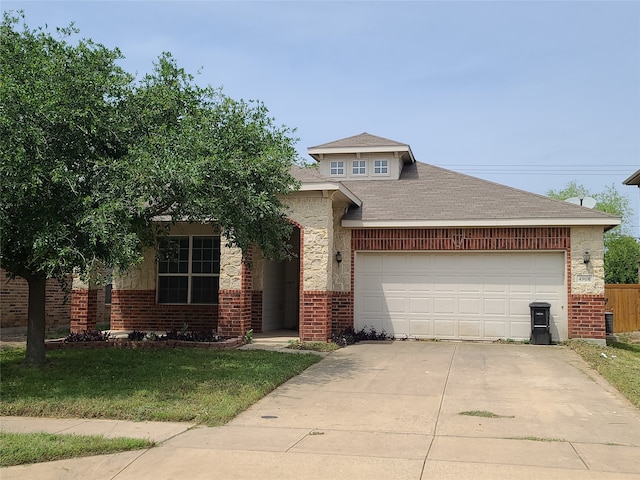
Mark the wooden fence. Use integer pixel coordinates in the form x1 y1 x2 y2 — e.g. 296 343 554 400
605 284 640 333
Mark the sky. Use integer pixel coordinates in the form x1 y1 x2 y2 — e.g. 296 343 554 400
4 0 640 235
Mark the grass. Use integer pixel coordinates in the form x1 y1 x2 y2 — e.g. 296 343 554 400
0 431 153 467
459 410 515 418
569 336 640 409
0 346 321 426
287 340 342 352
507 436 564 443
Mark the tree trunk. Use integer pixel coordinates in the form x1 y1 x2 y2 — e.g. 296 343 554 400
24 274 48 367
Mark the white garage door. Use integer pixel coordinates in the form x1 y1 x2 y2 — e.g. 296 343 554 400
355 252 567 341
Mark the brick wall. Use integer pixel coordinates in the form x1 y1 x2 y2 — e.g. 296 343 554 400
251 290 263 333
301 291 331 341
331 291 353 333
218 289 250 336
352 227 570 251
569 294 606 340
109 290 218 332
1 269 71 329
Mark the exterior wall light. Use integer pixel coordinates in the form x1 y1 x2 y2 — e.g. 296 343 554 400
583 250 590 264
335 251 342 264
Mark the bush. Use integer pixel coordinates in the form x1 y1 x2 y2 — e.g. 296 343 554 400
64 330 110 343
332 326 390 346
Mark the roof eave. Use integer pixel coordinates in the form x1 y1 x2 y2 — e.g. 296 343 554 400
298 182 362 207
308 145 415 163
623 169 640 186
342 217 621 230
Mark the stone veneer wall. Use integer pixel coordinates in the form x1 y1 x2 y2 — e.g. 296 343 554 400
285 195 335 341
350 227 606 342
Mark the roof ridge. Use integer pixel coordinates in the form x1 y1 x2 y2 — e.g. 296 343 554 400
309 132 408 150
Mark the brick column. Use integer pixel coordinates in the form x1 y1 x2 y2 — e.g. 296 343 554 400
70 288 98 332
569 294 606 340
218 253 253 337
300 291 331 341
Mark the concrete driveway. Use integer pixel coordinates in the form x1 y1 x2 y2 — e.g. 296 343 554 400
3 341 640 479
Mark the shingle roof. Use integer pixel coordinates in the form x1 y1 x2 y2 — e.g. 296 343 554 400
290 165 329 183
309 132 409 150
293 161 618 226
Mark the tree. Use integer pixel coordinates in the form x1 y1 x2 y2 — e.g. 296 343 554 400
604 236 640 284
0 13 299 366
546 182 639 284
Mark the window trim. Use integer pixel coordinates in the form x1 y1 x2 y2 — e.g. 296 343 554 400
373 159 389 176
352 160 366 176
330 160 345 176
157 235 220 305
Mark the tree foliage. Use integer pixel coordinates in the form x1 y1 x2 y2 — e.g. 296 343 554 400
546 181 639 284
0 12 299 365
604 236 640 284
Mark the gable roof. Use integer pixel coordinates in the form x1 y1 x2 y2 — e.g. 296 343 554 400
308 133 415 164
296 161 618 229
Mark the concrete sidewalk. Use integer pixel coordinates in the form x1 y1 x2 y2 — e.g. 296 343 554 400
2 342 640 479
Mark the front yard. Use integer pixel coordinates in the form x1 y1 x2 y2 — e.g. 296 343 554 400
0 346 321 426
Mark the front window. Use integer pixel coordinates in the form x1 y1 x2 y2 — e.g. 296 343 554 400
157 236 220 304
374 159 388 175
352 160 366 175
330 161 344 176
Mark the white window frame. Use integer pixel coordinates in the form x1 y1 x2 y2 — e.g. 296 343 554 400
374 159 389 175
157 235 220 305
352 160 366 175
330 160 345 176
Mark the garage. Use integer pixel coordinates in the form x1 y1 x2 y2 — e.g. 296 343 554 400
354 252 567 341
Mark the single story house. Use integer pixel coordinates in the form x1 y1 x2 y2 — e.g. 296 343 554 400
70 133 620 344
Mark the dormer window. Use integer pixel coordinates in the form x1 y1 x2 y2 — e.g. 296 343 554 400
330 161 344 176
352 160 366 175
374 159 388 175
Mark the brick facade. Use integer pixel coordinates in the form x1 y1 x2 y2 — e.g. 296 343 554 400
65 225 604 342
251 291 263 333
70 289 98 331
569 294 606 340
331 291 353 333
109 290 218 332
300 291 331 341
1 269 72 329
352 227 570 251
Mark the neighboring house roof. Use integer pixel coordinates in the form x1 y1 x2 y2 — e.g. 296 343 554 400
293 161 619 229
623 169 640 186
308 132 415 164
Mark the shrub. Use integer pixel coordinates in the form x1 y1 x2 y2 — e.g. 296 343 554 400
64 330 110 343
331 326 390 346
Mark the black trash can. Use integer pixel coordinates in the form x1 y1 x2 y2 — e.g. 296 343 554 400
529 301 551 345
605 312 614 335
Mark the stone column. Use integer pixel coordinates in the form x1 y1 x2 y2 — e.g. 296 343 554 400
218 243 252 336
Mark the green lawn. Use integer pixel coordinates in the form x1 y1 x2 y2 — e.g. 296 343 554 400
0 346 321 426
569 337 640 409
0 431 153 467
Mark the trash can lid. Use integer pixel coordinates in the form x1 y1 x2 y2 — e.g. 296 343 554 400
529 301 551 308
